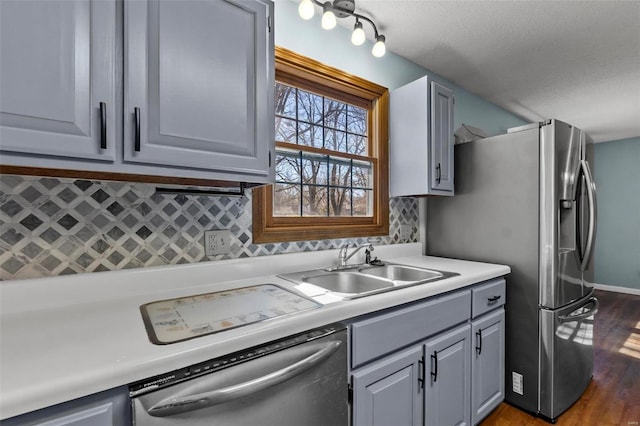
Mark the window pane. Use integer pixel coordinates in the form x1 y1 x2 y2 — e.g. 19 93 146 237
325 128 347 152
347 133 367 156
275 83 296 118
329 188 351 216
347 105 367 135
328 158 351 187
352 162 372 189
302 156 328 186
275 117 297 144
324 99 346 131
298 122 323 148
302 185 328 216
275 152 301 183
298 91 323 124
352 189 372 216
273 183 300 216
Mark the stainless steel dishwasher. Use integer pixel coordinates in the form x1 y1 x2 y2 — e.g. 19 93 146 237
130 323 348 426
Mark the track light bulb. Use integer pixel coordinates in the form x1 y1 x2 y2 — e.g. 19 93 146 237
351 21 366 46
372 35 386 57
298 0 315 20
321 3 337 30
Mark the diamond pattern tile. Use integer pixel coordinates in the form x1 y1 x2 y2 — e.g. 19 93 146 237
0 175 419 280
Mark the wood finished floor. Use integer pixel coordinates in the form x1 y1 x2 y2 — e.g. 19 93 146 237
481 289 640 426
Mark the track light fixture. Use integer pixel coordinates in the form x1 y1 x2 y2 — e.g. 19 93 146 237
298 0 386 57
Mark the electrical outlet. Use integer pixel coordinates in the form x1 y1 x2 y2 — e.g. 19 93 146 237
400 224 412 240
204 230 231 256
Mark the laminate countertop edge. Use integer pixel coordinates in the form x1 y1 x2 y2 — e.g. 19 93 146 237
0 243 510 419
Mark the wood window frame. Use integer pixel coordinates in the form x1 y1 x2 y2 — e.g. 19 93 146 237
252 47 389 243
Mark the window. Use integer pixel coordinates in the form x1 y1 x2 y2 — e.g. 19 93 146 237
252 47 389 243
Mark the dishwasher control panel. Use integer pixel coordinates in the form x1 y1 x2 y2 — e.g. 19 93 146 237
129 323 345 397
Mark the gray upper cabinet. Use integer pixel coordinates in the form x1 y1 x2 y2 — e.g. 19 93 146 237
1 0 274 184
430 82 455 193
389 76 454 197
124 0 274 178
0 0 116 161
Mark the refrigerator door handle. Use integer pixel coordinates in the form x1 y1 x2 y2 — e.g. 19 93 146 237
558 297 599 323
579 160 597 271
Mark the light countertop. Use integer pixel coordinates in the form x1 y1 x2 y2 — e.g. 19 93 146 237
0 243 510 419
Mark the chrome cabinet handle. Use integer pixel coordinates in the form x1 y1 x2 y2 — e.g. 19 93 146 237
99 102 107 150
134 107 141 152
147 340 342 417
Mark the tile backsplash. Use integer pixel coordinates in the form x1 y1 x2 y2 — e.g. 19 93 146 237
0 175 419 280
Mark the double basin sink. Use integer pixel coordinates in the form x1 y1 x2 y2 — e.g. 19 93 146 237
279 263 458 299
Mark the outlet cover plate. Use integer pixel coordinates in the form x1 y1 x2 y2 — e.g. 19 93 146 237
204 229 231 256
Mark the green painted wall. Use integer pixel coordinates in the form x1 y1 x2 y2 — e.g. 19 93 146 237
274 1 528 136
593 137 640 290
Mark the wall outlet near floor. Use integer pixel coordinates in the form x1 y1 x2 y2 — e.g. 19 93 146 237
204 229 231 256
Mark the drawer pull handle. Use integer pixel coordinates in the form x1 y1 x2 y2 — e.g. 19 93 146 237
476 329 482 355
134 107 141 152
488 295 502 303
99 102 107 149
430 351 438 383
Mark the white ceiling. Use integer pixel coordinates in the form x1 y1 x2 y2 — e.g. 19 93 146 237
347 0 640 143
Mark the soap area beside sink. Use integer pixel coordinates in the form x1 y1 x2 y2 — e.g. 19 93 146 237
0 242 510 424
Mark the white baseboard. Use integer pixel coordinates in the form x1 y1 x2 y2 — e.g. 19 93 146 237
593 283 640 296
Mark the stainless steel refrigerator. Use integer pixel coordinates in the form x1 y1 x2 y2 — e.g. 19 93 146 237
426 119 599 422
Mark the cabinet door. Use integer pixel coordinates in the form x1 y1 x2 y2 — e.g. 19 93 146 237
0 0 116 161
424 324 471 426
471 309 505 425
352 345 423 426
1 386 130 426
124 0 274 178
430 81 454 193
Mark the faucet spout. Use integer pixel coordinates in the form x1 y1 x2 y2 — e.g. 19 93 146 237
339 243 374 268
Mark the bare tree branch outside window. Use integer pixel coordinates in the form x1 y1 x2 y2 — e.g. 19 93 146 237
274 83 372 217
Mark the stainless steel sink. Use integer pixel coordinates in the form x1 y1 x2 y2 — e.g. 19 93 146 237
303 272 394 296
358 264 443 282
278 262 459 299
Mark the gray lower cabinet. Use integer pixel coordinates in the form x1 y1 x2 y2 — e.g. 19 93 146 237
471 292 505 424
352 345 423 426
424 324 471 426
1 387 130 426
350 278 506 426
0 0 275 184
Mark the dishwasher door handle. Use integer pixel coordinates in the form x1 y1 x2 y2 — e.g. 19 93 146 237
148 340 342 417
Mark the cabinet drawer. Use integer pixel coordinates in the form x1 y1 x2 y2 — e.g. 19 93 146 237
472 278 506 318
351 290 471 368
